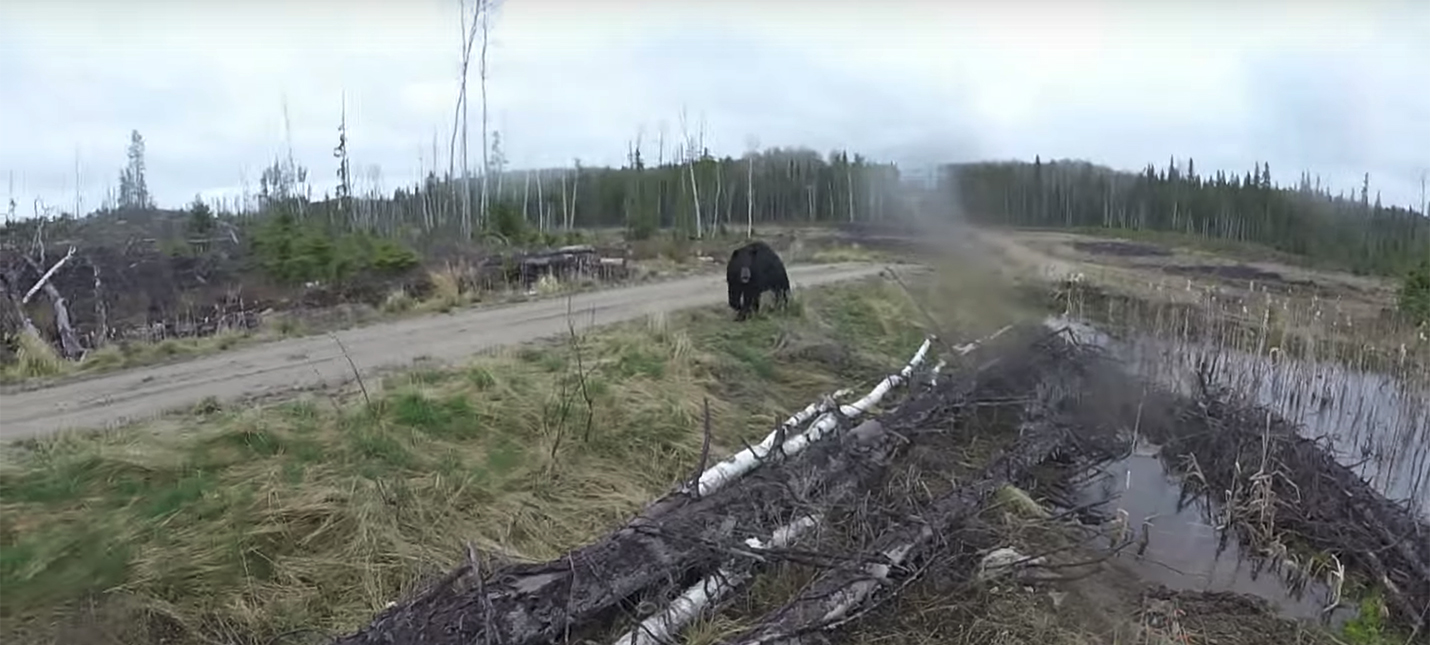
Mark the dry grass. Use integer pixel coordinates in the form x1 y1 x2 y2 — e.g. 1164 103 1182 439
1 228 898 389
0 258 1022 645
1 331 255 387
4 331 66 380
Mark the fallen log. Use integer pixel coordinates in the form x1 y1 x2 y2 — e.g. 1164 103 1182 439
332 326 1069 645
333 336 949 645
21 249 84 359
21 245 75 304
692 337 933 498
333 409 926 645
608 329 1081 645
719 360 1085 645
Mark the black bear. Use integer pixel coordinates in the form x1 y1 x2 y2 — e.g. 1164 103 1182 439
726 240 790 321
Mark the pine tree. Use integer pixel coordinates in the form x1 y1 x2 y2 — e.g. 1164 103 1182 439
118 130 151 209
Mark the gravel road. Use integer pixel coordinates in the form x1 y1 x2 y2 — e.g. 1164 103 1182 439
0 263 885 440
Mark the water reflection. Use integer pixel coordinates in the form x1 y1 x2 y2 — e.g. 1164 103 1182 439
1045 315 1430 519
1078 447 1355 625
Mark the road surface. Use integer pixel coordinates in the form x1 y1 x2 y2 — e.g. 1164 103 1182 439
0 263 885 440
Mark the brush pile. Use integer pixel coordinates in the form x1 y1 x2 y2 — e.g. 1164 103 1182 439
333 319 1430 645
332 324 1120 645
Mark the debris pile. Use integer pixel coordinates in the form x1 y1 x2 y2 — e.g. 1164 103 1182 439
333 322 1430 644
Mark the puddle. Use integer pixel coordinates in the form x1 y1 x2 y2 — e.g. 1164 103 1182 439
1043 315 1424 626
1075 445 1355 626
1044 315 1430 520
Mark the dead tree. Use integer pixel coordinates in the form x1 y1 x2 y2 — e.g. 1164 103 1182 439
22 246 84 359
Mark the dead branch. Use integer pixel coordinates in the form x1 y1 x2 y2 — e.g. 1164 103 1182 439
688 397 714 498
332 326 1058 645
719 353 1085 645
22 245 75 304
329 333 372 410
332 333 972 645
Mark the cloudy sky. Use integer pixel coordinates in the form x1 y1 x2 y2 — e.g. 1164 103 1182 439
2 0 1428 216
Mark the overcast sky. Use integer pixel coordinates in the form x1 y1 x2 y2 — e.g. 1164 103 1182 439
2 0 1428 216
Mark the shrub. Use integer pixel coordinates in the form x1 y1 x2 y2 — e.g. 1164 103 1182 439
488 202 527 244
1398 257 1430 326
249 212 420 285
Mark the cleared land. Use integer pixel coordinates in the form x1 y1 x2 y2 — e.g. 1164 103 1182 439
2 228 1424 645
0 262 882 439
0 265 1010 645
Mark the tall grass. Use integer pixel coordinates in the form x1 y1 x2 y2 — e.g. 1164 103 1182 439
8 331 65 379
0 268 1011 645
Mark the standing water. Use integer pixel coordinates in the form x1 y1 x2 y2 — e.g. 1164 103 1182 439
1047 316 1430 519
1045 315 1425 624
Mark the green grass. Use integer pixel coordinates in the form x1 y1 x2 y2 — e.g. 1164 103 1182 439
0 262 1027 645
1340 593 1413 645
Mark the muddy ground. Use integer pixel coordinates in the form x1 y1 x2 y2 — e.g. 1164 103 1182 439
331 322 1427 645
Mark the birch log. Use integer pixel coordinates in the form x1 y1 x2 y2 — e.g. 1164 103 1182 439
724 411 1074 645
611 515 822 645
693 336 932 497
334 331 1036 645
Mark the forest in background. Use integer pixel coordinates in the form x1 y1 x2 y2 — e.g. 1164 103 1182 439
3 133 1428 328
948 156 1428 278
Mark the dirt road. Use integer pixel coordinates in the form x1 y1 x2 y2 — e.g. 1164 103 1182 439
0 263 885 440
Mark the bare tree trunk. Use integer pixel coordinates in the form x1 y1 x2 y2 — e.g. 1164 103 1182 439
522 170 531 225
656 123 666 167
450 0 481 239
846 158 856 222
713 162 724 232
679 109 703 238
560 173 569 231
536 170 546 232
747 154 755 238
91 260 107 348
563 160 574 230
478 0 492 229
72 148 82 220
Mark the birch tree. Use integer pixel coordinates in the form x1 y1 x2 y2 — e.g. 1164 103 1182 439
679 108 703 238
478 1 499 227
744 136 759 238
449 0 487 238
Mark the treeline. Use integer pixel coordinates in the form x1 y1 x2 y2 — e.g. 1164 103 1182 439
2 144 912 287
946 157 1429 276
221 146 909 246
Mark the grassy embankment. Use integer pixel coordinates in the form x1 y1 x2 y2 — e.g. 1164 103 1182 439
0 253 1009 645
